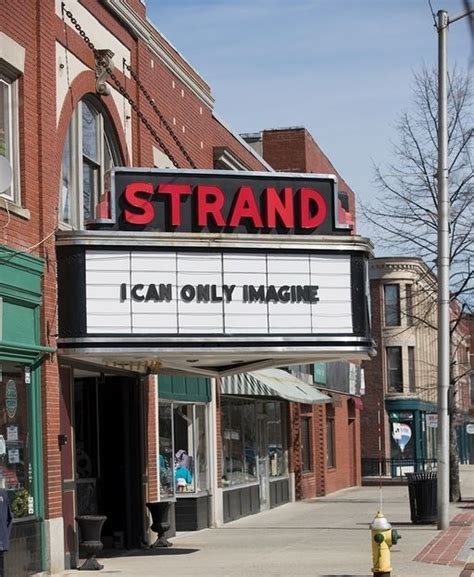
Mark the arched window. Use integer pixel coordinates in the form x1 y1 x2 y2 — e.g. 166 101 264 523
60 97 120 229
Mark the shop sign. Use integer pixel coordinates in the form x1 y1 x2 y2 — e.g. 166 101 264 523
392 422 412 453
108 168 348 235
85 250 354 335
5 379 17 419
466 424 474 435
426 414 438 428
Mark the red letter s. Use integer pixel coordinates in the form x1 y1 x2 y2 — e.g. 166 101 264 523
123 182 154 225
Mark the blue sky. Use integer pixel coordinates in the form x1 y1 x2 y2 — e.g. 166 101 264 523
146 1 472 239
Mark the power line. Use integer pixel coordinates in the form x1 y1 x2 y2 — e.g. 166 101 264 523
427 0 437 27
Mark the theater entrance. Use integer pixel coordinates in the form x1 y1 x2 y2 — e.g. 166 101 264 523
73 374 144 552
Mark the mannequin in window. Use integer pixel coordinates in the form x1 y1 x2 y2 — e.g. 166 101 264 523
174 450 193 492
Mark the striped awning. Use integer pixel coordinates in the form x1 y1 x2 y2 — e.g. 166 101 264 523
220 368 331 404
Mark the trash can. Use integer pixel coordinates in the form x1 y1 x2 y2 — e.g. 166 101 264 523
405 471 437 524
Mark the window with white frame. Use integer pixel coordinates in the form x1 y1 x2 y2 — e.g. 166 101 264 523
60 97 119 229
408 346 416 392
0 74 20 204
384 284 401 326
386 346 403 393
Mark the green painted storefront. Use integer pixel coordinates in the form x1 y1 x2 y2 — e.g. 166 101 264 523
158 374 211 403
0 246 51 575
386 398 437 464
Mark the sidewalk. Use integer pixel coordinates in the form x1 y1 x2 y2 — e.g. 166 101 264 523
62 465 474 577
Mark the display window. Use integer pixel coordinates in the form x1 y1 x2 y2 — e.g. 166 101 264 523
221 397 288 487
158 401 208 497
0 363 36 517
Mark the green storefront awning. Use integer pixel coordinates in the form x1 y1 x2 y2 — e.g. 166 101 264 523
221 368 331 404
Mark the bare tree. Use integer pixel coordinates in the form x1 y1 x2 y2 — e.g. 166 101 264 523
363 66 473 502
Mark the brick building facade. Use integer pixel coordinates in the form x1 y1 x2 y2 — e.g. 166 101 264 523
0 2 371 574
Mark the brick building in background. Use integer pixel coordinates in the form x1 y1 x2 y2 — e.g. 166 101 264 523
361 257 471 480
0 2 373 574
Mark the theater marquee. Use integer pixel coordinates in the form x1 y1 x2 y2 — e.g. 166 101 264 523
85 251 352 335
57 168 374 376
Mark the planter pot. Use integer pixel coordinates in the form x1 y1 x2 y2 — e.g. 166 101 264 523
76 515 107 570
146 501 173 548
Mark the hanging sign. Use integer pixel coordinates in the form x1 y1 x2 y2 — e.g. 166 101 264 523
5 380 17 419
466 424 474 435
392 422 412 452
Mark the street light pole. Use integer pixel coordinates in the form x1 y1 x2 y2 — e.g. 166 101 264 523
435 5 473 531
436 8 450 531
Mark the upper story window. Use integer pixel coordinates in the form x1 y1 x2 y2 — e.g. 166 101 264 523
408 346 416 392
384 284 400 326
386 346 403 393
60 97 120 229
0 72 21 205
405 284 414 327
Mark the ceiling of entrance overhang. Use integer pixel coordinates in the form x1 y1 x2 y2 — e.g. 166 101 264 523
58 347 372 378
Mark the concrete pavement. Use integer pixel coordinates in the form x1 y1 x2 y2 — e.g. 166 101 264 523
62 465 474 577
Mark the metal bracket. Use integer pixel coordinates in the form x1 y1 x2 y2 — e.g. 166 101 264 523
95 49 115 96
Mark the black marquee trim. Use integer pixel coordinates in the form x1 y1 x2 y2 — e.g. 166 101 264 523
57 246 87 338
351 254 369 337
57 245 372 343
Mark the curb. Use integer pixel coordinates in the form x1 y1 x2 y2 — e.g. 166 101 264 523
460 553 474 577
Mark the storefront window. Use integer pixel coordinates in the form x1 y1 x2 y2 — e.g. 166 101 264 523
0 363 35 517
266 401 286 477
173 404 195 492
222 398 258 486
158 404 174 498
159 401 209 496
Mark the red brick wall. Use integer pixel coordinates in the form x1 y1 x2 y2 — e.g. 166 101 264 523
325 396 361 494
146 376 158 502
294 397 361 500
360 280 389 461
261 128 357 230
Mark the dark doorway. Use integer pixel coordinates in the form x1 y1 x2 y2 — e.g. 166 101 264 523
74 376 143 550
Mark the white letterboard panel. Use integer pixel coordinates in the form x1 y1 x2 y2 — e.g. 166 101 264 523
85 251 353 335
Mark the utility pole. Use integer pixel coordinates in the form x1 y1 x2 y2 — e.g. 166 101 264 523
436 5 473 531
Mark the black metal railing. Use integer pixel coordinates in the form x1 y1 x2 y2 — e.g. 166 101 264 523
362 458 437 481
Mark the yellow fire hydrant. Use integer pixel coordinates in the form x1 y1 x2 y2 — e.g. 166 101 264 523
370 511 401 577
